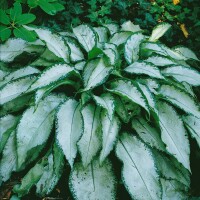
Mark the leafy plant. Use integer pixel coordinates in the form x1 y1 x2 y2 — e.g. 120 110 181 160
0 21 200 199
0 0 64 42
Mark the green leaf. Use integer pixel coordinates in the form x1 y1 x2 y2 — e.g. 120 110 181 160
115 132 161 200
69 158 117 200
132 117 166 151
36 144 65 196
174 46 199 61
124 33 145 64
124 61 164 79
110 31 133 46
121 21 141 33
0 25 11 41
0 114 19 153
145 55 176 67
183 115 200 148
100 111 120 164
157 101 190 171
73 24 97 52
158 84 200 118
38 0 58 15
64 36 84 62
107 79 149 113
25 26 70 62
162 65 200 86
93 93 115 121
15 14 36 25
0 9 10 25
149 22 171 42
0 38 44 63
78 104 102 167
0 66 40 88
161 178 189 200
94 26 108 43
0 131 17 182
13 27 37 42
16 94 65 170
29 64 78 91
56 99 83 167
153 151 190 187
83 58 113 91
13 162 45 197
10 2 22 21
103 23 119 35
0 75 37 105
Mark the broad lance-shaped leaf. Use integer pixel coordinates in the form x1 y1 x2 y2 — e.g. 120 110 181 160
110 31 133 46
157 101 190 171
103 23 119 35
94 27 108 43
100 111 120 164
174 46 199 61
13 160 45 197
141 42 186 61
73 24 96 52
0 114 19 153
0 38 44 63
69 158 117 200
137 83 158 114
183 115 200 148
149 23 171 42
13 143 64 197
83 58 113 91
78 104 101 167
93 93 115 121
0 75 37 105
121 21 141 33
160 178 189 200
162 65 200 86
64 36 85 62
153 150 190 187
29 64 78 91
145 55 176 67
0 131 17 183
158 84 200 118
56 99 83 167
116 132 161 200
16 94 65 170
0 66 40 87
107 79 149 113
36 144 65 196
103 48 117 65
24 26 70 62
132 118 166 152
124 32 145 64
124 61 164 79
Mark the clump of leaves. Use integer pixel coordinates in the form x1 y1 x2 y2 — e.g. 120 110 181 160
0 21 200 199
0 0 64 42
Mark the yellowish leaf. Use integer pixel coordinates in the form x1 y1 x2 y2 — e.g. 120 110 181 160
180 24 189 38
173 0 180 5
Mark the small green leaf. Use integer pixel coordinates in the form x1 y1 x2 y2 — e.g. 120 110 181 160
0 9 10 25
13 27 37 42
16 14 36 25
0 26 11 41
38 0 57 15
10 2 22 21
